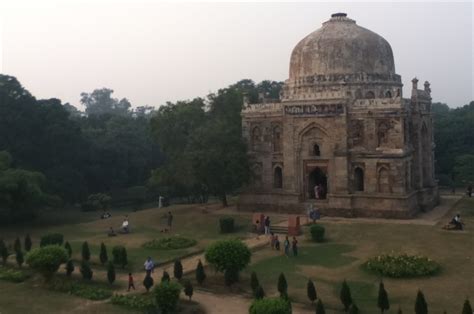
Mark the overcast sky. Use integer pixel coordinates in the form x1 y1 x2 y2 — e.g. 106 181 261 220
1 1 472 108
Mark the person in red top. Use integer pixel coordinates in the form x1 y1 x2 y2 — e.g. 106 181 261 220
127 273 135 291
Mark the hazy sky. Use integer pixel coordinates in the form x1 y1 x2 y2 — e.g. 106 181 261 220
1 1 472 108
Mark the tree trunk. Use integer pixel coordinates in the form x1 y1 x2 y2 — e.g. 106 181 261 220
221 193 228 207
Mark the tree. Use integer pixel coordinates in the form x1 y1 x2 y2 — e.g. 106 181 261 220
80 260 93 280
250 271 260 293
99 243 108 265
112 246 128 268
0 239 8 265
15 250 24 268
81 241 90 261
26 245 68 280
24 234 32 252
316 299 326 314
377 282 390 313
278 273 288 298
462 299 472 314
349 303 359 314
414 290 428 314
161 271 170 283
153 281 182 314
14 237 21 253
143 274 154 292
307 279 317 304
64 241 72 258
184 279 193 300
255 285 265 299
196 259 206 285
173 259 183 280
205 239 251 283
225 268 239 286
107 262 115 284
65 260 74 276
340 280 352 312
249 298 292 314
80 88 131 116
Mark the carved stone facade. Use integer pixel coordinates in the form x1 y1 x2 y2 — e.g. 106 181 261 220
239 13 439 218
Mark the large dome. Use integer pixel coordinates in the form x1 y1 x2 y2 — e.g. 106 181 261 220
289 13 395 80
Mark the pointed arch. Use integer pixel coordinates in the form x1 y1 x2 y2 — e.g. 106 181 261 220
354 167 364 192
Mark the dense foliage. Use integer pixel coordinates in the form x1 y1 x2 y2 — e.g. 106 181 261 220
142 236 196 250
40 233 64 247
205 239 251 273
26 245 68 280
365 253 439 278
112 246 128 268
249 298 292 314
48 278 112 300
153 281 182 314
0 267 28 282
111 294 154 311
310 224 325 242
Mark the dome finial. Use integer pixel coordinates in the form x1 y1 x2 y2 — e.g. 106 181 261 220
331 13 347 18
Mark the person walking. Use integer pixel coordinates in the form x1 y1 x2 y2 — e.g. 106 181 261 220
292 236 298 257
274 235 280 251
127 273 136 291
284 236 290 257
264 216 271 235
144 256 155 275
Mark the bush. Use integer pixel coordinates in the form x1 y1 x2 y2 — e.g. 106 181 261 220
153 281 181 314
196 259 206 285
219 217 235 233
378 282 390 313
310 224 325 242
66 260 74 276
14 237 21 253
183 279 193 300
307 279 317 304
349 303 359 314
26 245 68 280
143 274 154 292
340 280 352 312
81 193 112 211
161 270 170 283
415 290 428 314
255 285 265 299
142 236 196 250
249 298 292 314
0 267 28 282
278 273 288 298
107 262 115 284
64 242 72 258
16 250 24 268
224 267 239 286
49 279 112 300
205 239 251 274
112 246 128 268
111 294 154 311
80 261 93 280
316 299 325 314
40 233 64 247
99 243 108 265
174 259 183 280
82 241 91 261
0 239 8 265
364 253 439 278
24 234 32 252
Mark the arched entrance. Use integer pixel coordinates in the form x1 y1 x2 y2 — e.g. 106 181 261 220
308 167 327 199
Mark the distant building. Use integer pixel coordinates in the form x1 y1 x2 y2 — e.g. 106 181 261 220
239 13 438 218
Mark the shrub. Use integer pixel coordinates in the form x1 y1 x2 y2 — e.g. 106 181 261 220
107 262 115 284
142 237 196 250
111 294 154 311
0 239 8 265
340 280 352 312
278 273 288 298
174 259 183 280
219 217 235 233
143 274 154 292
161 270 170 283
349 303 359 314
377 282 390 313
249 298 292 314
196 259 206 285
64 242 72 258
255 285 265 299
415 290 428 314
80 261 93 280
0 267 28 282
310 224 325 242
14 237 21 253
250 271 259 293
49 279 112 300
81 193 112 211
307 279 317 304
24 234 32 252
364 253 439 278
81 241 91 261
40 233 64 247
16 250 24 268
183 279 193 300
112 246 128 268
316 299 326 314
153 281 181 314
99 243 108 265
66 260 74 276
224 267 239 286
26 245 68 280
462 299 472 314
205 239 251 274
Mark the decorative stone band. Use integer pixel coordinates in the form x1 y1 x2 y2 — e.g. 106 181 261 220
284 103 344 116
286 72 402 87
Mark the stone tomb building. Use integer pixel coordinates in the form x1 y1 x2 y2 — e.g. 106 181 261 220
239 13 439 218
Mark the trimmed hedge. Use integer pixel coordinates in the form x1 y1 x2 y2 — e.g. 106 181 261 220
26 245 68 280
364 253 439 278
219 217 235 233
0 267 28 282
142 237 196 250
49 279 112 300
310 224 325 242
249 298 292 314
111 294 154 311
153 281 182 314
40 233 64 247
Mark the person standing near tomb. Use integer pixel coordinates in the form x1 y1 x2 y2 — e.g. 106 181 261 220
264 216 271 235
274 235 280 251
292 236 298 257
284 236 290 257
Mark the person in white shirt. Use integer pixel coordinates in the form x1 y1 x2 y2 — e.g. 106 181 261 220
144 256 155 275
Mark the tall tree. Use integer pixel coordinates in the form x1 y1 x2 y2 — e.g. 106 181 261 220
307 279 317 304
414 290 428 314
340 280 352 312
377 282 390 313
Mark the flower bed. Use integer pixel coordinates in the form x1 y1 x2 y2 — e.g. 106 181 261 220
0 267 29 283
364 253 439 278
142 236 197 250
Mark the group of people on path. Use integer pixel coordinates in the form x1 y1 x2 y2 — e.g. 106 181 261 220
270 233 298 257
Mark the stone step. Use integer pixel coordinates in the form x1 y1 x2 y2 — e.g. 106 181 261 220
269 225 288 234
